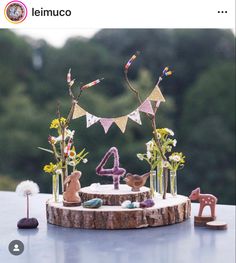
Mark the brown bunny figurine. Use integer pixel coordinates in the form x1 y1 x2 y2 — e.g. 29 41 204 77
63 171 81 206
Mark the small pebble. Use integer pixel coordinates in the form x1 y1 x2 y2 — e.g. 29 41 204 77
17 218 39 229
121 200 131 208
140 199 155 208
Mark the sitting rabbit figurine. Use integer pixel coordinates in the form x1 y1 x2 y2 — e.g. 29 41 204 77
63 171 81 203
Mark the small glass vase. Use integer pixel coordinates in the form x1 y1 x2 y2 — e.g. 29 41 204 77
156 162 164 195
149 170 157 198
52 174 59 202
170 170 177 196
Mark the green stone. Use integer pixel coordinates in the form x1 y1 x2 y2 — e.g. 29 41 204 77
83 198 103 208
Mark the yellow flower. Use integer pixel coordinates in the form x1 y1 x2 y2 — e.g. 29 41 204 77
43 162 56 173
50 117 67 129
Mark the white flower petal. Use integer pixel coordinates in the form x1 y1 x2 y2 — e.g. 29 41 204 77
146 140 154 151
68 161 76 166
173 139 177 147
147 151 152 159
137 154 144 161
165 128 174 136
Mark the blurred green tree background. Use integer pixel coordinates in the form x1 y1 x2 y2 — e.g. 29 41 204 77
0 29 235 204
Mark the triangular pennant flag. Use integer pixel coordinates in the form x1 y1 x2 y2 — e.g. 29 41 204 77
139 100 154 115
114 116 128 133
86 113 101 128
100 118 114 133
128 109 142 125
148 86 166 102
72 104 86 119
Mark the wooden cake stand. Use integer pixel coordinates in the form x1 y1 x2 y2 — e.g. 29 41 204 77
46 184 191 229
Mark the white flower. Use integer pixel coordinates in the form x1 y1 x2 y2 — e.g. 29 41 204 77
16 180 39 196
169 155 181 162
68 161 76 166
65 129 75 139
82 158 88 163
164 128 174 136
55 169 62 175
137 154 144 161
146 140 154 151
172 139 177 147
147 151 152 160
121 200 131 208
53 130 75 143
163 161 170 168
53 135 62 142
68 150 76 159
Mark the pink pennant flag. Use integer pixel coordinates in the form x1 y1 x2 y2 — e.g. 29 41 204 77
139 100 154 115
100 118 114 133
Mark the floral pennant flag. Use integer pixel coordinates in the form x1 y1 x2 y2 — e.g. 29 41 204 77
148 86 166 102
100 118 114 133
72 104 86 119
86 113 101 128
114 116 128 133
128 109 142 125
139 99 154 115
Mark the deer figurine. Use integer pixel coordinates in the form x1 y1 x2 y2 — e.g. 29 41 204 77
189 187 217 218
63 171 81 204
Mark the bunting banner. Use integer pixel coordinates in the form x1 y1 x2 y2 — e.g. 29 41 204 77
73 104 86 119
139 99 154 115
148 86 166 102
114 116 128 133
128 109 142 125
86 113 101 128
72 85 165 133
100 118 114 133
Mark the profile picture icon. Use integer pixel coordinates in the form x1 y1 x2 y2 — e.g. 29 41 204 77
13 244 20 252
4 1 28 24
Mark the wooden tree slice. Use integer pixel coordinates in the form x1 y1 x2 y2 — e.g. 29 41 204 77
194 216 216 226
63 200 81 207
206 221 227 230
46 194 191 229
79 184 151 206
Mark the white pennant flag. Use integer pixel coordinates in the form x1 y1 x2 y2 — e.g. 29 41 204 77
128 109 142 125
86 113 101 128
